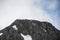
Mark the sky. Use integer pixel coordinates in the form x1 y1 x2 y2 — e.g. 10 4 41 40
0 0 60 30
0 0 60 40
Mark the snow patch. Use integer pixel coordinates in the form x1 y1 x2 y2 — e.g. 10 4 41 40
12 25 18 30
0 33 3 36
21 33 32 40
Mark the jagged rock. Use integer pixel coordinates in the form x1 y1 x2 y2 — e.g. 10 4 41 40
0 19 60 40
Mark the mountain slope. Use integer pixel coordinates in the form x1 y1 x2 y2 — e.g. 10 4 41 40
0 19 60 40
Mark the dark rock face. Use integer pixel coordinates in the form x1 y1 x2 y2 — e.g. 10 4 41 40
0 19 60 40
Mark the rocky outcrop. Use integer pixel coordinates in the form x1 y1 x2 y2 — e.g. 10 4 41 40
0 19 60 40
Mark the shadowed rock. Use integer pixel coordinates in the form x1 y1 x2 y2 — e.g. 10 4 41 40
0 19 60 40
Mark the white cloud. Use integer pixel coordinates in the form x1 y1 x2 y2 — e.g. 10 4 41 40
0 0 60 30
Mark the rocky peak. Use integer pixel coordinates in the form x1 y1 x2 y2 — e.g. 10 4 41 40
0 19 60 40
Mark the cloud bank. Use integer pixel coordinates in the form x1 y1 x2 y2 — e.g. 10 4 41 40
0 0 60 30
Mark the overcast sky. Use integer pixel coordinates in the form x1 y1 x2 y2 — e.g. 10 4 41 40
0 0 60 30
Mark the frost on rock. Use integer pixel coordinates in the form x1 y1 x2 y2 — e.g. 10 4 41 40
0 19 60 40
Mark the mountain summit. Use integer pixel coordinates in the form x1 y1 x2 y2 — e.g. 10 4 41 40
0 19 60 40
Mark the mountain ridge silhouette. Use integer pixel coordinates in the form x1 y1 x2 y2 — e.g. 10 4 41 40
0 19 60 40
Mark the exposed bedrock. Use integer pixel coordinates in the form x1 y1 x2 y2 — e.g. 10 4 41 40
0 19 60 40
